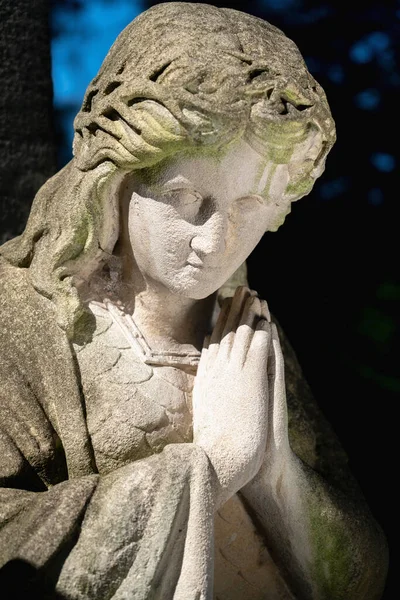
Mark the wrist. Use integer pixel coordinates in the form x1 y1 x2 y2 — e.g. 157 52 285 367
247 443 298 493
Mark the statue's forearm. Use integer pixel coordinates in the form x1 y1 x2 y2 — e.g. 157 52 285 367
240 451 388 600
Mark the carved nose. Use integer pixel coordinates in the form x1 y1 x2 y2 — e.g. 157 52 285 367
190 214 226 258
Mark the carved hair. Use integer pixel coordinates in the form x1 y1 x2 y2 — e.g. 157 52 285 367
0 2 335 340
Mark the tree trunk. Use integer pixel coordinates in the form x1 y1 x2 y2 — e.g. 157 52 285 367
0 0 56 243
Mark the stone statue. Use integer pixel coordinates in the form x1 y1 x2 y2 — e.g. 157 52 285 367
0 3 388 599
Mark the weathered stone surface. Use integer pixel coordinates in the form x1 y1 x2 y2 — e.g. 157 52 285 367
0 3 388 599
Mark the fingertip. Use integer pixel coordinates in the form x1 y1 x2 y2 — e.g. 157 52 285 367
260 299 271 323
237 295 260 330
222 296 233 307
213 298 232 336
253 319 271 345
220 296 233 316
235 285 248 296
255 318 269 331
251 295 261 313
251 319 271 357
271 322 279 339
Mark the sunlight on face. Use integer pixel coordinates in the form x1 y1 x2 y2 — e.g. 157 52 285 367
126 137 299 299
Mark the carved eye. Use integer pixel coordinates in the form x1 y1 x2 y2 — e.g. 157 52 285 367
179 190 203 206
229 195 265 224
162 189 203 207
235 194 265 208
159 188 204 221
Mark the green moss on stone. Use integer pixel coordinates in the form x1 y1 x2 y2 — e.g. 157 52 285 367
308 496 357 599
285 176 314 198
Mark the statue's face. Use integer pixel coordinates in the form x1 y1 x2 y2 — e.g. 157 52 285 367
126 137 297 299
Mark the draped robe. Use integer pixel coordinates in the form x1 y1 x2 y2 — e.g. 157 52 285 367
0 258 352 599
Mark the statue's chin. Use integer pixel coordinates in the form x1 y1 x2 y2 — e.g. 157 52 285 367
167 272 227 301
176 282 222 301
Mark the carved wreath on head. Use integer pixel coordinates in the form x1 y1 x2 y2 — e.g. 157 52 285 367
73 3 335 178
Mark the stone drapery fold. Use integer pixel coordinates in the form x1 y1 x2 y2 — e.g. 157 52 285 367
0 260 214 599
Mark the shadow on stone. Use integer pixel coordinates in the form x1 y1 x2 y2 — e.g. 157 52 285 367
0 559 67 600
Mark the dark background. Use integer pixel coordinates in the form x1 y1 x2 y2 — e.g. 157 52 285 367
1 0 398 596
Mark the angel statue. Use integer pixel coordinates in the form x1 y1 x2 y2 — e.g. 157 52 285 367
0 3 388 599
